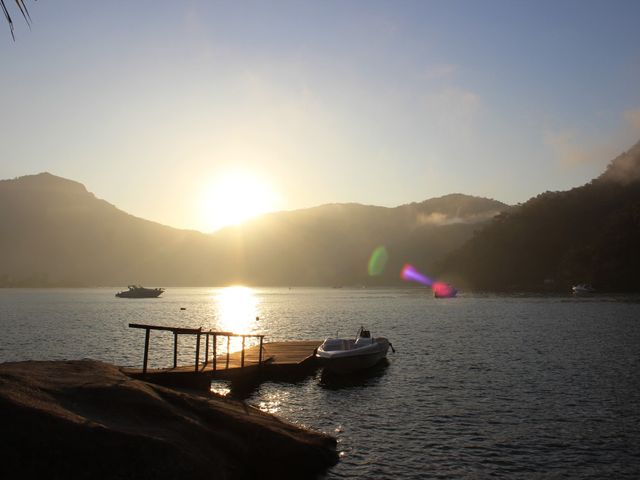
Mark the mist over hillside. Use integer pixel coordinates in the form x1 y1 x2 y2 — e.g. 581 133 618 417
0 173 507 287
437 140 640 292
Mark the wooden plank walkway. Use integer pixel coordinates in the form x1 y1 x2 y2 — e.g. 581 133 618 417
124 324 323 390
261 340 322 365
124 340 322 387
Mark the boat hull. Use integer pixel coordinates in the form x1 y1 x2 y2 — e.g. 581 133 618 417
316 338 389 374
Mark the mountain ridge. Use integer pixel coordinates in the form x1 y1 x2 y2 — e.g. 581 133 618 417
6 143 640 291
0 172 508 287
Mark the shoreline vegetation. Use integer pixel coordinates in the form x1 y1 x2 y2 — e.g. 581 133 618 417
0 360 338 479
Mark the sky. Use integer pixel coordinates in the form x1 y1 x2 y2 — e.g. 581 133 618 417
1 0 639 232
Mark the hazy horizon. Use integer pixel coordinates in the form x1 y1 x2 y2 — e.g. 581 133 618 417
1 1 639 232
4 170 515 233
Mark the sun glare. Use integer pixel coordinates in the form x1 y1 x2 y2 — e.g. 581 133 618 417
201 171 280 232
214 286 259 335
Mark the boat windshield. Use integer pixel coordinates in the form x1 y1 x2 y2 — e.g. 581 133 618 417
358 327 371 338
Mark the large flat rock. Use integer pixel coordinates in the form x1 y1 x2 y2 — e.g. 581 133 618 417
0 360 337 479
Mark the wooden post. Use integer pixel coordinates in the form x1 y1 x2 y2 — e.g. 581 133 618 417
204 333 210 366
173 333 178 368
143 328 150 374
259 336 264 366
213 334 217 371
226 336 230 369
195 332 201 372
241 336 246 368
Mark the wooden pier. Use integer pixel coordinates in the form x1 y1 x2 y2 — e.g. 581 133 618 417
124 323 321 390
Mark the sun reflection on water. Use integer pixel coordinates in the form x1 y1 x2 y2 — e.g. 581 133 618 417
214 286 259 333
256 390 290 414
213 286 260 353
210 382 231 397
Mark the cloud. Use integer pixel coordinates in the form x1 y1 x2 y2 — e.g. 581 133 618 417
417 212 455 225
422 87 481 125
544 131 594 166
416 210 499 226
624 107 640 132
546 107 640 167
422 64 458 80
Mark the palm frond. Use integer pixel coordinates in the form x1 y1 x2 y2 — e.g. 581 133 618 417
2 0 32 40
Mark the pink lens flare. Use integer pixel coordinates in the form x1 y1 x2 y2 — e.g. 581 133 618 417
401 264 458 297
432 281 457 298
400 264 433 286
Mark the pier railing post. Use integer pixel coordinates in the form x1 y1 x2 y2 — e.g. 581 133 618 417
213 334 217 371
173 333 178 368
129 325 268 376
204 333 210 367
143 328 151 374
195 332 201 372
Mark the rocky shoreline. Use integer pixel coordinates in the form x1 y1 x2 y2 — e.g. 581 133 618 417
0 360 338 479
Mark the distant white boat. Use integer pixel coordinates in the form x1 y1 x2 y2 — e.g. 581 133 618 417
572 284 595 294
115 285 164 298
315 327 392 374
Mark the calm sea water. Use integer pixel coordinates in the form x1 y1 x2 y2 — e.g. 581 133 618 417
1 287 639 479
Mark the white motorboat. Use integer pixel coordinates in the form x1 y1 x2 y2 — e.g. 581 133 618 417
572 284 595 294
315 327 393 374
115 285 164 298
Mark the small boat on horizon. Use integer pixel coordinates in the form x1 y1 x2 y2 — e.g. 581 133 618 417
315 327 393 374
115 285 165 298
572 284 595 294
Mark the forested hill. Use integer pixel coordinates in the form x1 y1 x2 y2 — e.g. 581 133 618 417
0 173 507 287
437 141 640 292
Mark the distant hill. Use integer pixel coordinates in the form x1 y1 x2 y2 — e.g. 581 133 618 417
0 173 508 287
0 173 218 286
437 141 640 292
211 194 509 286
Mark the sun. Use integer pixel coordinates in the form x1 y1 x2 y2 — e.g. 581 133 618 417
201 171 280 232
